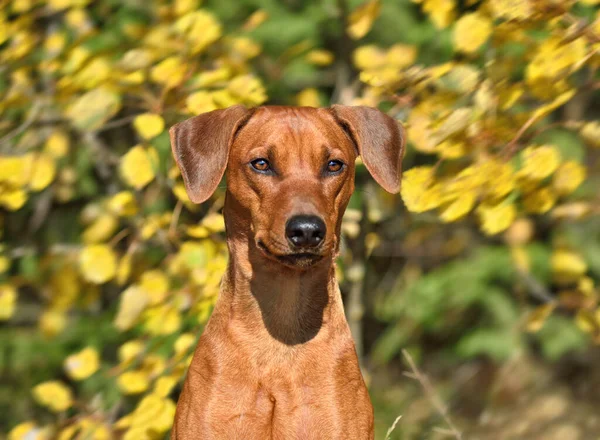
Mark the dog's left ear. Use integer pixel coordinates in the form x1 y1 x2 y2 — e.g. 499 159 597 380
330 105 405 193
170 105 251 203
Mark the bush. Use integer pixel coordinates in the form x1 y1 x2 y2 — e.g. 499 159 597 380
1 0 599 438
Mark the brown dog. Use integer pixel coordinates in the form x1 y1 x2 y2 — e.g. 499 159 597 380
169 105 404 439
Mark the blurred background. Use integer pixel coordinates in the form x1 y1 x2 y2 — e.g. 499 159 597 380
1 0 600 438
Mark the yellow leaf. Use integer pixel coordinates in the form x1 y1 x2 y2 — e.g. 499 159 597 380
353 45 387 71
482 160 516 200
575 309 598 334
153 375 178 397
133 113 165 140
49 264 79 309
144 305 181 336
44 31 66 56
551 201 591 220
522 187 557 214
202 212 225 232
490 0 532 21
229 37 261 60
120 49 155 72
530 90 576 121
27 153 56 192
174 11 222 54
8 422 49 440
504 218 534 246
0 188 27 211
439 191 476 222
386 44 417 69
114 285 149 331
192 67 231 88
0 284 17 320
118 340 144 365
72 57 112 89
227 75 267 105
65 87 121 131
64 347 100 380
120 145 158 190
243 9 269 31
186 91 217 115
0 256 10 274
511 245 530 272
347 0 381 40
552 249 587 277
116 253 133 286
108 191 138 217
82 214 118 244
400 167 442 212
0 156 28 186
526 37 587 83
174 333 196 356
453 12 492 54
525 303 556 333
421 0 455 29
140 270 170 305
552 161 586 196
129 394 176 433
118 370 150 395
185 225 210 238
581 121 600 148
79 244 117 284
32 381 73 412
305 49 334 66
431 108 472 144
39 308 67 338
477 202 516 235
296 88 321 107
519 145 561 180
174 0 199 16
48 0 76 11
44 131 70 158
150 56 186 87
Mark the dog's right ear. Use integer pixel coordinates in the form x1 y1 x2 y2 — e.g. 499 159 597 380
170 105 251 203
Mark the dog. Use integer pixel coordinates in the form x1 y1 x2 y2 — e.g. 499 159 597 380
169 105 405 439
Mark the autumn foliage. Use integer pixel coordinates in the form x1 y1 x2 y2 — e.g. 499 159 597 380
1 0 600 438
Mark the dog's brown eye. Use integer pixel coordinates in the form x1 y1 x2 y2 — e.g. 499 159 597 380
251 158 270 172
326 160 344 173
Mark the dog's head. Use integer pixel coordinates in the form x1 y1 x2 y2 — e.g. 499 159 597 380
170 105 405 270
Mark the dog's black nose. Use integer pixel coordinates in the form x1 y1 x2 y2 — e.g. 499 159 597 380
285 215 326 249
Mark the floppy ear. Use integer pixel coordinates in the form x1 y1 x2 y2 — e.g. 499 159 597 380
169 105 251 203
330 105 405 193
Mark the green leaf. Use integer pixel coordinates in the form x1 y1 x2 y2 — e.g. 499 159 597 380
535 316 587 361
457 328 520 361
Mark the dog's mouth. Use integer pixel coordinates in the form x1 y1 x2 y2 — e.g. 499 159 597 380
257 240 323 268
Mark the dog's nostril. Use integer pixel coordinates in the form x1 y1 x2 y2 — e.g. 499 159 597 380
285 215 326 249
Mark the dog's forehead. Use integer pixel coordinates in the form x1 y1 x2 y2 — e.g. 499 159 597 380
236 106 354 154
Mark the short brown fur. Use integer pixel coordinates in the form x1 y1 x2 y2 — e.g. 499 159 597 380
170 105 405 439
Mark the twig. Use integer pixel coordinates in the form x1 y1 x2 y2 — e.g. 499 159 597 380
0 101 43 151
401 349 463 440
28 186 54 234
169 200 183 238
515 269 555 303
384 415 402 440
96 114 138 133
109 228 131 247
502 113 539 160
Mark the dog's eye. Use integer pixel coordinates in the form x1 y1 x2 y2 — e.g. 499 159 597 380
326 160 344 173
250 158 271 172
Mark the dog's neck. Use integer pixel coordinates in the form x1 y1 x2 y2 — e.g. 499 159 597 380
211 195 345 347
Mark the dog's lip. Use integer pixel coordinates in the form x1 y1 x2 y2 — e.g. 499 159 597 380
257 240 323 266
